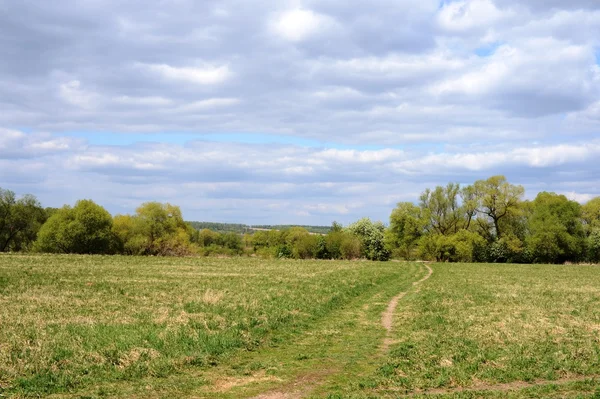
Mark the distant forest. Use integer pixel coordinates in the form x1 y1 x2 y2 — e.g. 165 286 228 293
186 222 330 235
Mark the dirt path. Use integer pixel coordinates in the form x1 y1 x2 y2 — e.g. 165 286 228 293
249 264 434 399
393 374 600 397
250 370 336 399
381 264 433 353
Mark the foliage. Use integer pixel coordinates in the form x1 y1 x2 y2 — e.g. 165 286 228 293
417 230 486 262
473 175 524 239
34 200 115 254
419 183 464 235
0 188 47 252
339 234 362 260
524 192 586 264
113 202 196 256
348 218 390 261
5 175 600 263
486 234 525 263
385 177 597 264
386 202 424 260
588 228 600 263
582 197 600 230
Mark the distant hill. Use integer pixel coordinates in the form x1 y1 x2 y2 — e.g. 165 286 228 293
186 222 331 235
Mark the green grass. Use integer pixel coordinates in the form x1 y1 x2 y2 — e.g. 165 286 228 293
1 255 599 398
0 254 420 398
346 263 600 398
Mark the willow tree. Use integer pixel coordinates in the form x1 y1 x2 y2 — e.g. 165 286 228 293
473 175 524 240
34 200 115 254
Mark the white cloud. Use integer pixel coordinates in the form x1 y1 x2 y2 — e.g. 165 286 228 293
563 192 595 203
431 38 599 115
315 52 465 82
270 8 335 42
3 130 600 223
113 96 173 106
58 80 100 109
437 0 509 32
0 128 24 147
312 86 363 100
177 98 240 112
139 63 232 85
567 100 600 126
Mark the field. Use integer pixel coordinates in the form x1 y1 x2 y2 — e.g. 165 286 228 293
0 255 599 398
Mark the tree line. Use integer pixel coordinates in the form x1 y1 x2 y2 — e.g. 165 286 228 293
387 176 600 264
0 188 387 260
1 175 599 263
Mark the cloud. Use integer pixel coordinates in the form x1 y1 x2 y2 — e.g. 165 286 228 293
138 63 232 85
431 38 599 115
269 8 336 42
437 0 508 32
113 96 173 106
1 1 600 222
58 80 100 109
3 130 600 223
177 98 240 112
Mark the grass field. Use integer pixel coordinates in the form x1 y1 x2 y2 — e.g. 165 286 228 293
0 255 599 398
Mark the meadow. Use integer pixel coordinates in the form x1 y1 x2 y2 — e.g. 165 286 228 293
0 255 599 398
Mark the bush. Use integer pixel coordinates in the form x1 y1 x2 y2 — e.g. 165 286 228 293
587 229 600 263
486 235 524 263
325 231 344 259
292 234 319 259
417 231 486 262
340 235 362 260
347 218 390 261
34 200 115 254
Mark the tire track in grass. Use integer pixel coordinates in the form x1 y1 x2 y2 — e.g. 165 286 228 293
249 263 433 399
381 264 433 353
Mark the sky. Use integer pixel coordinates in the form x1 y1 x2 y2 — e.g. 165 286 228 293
1 0 599 225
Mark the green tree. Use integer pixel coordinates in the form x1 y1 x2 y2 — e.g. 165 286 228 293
113 202 195 256
587 228 600 263
339 234 362 260
473 175 524 240
525 192 585 263
385 202 424 259
0 189 47 252
417 230 485 262
460 184 478 230
419 183 463 235
582 197 600 231
348 217 390 261
35 200 115 254
221 232 243 253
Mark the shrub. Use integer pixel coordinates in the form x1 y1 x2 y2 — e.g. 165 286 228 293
340 235 362 260
34 200 115 254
